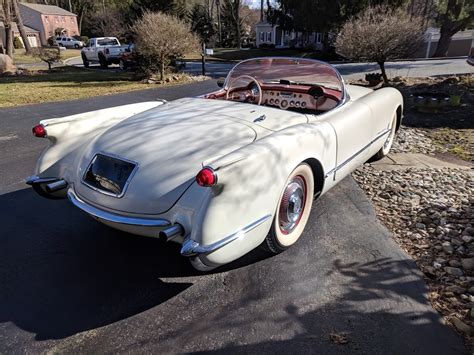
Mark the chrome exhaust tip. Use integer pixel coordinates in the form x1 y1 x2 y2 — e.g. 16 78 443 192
45 179 68 193
159 224 183 242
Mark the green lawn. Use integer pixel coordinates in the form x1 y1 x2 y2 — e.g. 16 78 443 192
0 66 158 107
13 48 82 65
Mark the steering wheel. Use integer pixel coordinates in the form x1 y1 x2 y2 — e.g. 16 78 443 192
226 75 263 105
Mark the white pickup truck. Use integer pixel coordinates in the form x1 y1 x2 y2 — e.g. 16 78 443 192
81 37 127 68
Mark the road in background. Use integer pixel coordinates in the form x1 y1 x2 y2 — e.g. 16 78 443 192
67 57 473 81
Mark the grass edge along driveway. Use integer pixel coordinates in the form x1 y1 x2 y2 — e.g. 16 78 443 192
0 66 194 108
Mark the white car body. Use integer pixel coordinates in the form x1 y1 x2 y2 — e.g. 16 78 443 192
56 36 84 48
27 58 403 270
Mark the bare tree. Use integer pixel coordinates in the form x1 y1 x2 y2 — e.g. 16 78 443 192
12 0 32 54
131 11 200 81
32 47 61 70
89 8 125 37
335 5 425 83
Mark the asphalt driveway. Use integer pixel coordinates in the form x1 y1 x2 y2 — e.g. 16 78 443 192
0 81 465 353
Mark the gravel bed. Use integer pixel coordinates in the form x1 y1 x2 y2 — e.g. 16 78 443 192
391 127 446 155
353 165 474 340
392 127 434 154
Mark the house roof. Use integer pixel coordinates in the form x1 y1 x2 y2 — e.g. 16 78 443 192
19 2 77 16
0 21 39 33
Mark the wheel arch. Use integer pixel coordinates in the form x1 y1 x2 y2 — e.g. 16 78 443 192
303 157 325 197
395 105 403 132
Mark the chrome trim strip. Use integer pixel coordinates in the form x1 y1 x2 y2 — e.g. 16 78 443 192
81 152 139 199
67 188 171 227
26 175 59 185
325 128 391 179
181 214 272 257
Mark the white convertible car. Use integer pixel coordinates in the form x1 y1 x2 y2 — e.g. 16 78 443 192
27 58 403 271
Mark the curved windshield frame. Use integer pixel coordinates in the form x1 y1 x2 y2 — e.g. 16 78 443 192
225 57 345 94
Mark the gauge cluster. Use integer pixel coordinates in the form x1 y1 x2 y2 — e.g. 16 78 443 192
262 90 316 110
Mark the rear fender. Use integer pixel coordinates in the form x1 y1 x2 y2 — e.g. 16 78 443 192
34 102 165 180
193 121 336 265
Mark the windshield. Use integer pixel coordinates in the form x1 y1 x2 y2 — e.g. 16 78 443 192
98 38 119 46
225 57 344 92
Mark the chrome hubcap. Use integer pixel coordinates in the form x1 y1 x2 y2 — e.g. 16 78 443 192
279 176 306 234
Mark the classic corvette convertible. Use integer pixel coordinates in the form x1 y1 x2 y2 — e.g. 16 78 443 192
27 58 403 271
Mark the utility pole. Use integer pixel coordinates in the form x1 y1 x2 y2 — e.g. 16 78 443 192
260 0 264 22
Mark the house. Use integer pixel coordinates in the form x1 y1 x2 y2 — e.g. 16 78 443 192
256 20 324 49
0 21 41 47
18 2 80 46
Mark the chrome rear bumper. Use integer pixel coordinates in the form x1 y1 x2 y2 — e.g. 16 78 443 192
67 188 171 228
180 214 272 256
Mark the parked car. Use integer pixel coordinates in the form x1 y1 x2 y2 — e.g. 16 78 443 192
467 47 474 66
27 57 403 271
81 37 127 68
119 44 138 71
56 36 84 49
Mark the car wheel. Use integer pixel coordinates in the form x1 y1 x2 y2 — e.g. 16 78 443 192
189 256 217 272
265 163 314 254
369 112 397 162
99 55 108 69
81 53 89 68
74 44 79 49
119 59 127 71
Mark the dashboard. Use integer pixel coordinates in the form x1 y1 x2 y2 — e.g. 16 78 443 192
263 90 315 110
206 83 342 112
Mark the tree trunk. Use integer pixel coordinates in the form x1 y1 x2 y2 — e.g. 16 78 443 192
378 61 388 84
3 0 14 58
48 61 52 71
235 0 241 48
433 26 453 57
160 58 165 81
12 0 33 54
217 0 222 46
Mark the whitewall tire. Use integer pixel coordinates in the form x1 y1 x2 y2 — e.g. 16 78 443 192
370 112 397 162
265 163 314 254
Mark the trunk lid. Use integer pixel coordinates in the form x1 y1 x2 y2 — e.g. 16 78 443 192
75 98 259 214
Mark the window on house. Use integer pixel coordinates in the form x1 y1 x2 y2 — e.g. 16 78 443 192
55 16 59 23
61 16 65 23
260 32 264 42
71 17 75 23
44 16 49 23
267 32 272 42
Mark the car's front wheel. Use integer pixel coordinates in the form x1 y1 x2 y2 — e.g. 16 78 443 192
265 163 314 254
369 111 397 162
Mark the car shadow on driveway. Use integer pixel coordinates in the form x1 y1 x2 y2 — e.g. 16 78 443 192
0 188 198 340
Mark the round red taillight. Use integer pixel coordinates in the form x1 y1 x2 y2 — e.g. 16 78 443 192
196 167 217 187
32 124 47 138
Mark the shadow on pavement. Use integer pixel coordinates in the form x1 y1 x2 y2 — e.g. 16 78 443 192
0 188 197 340
183 257 465 354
